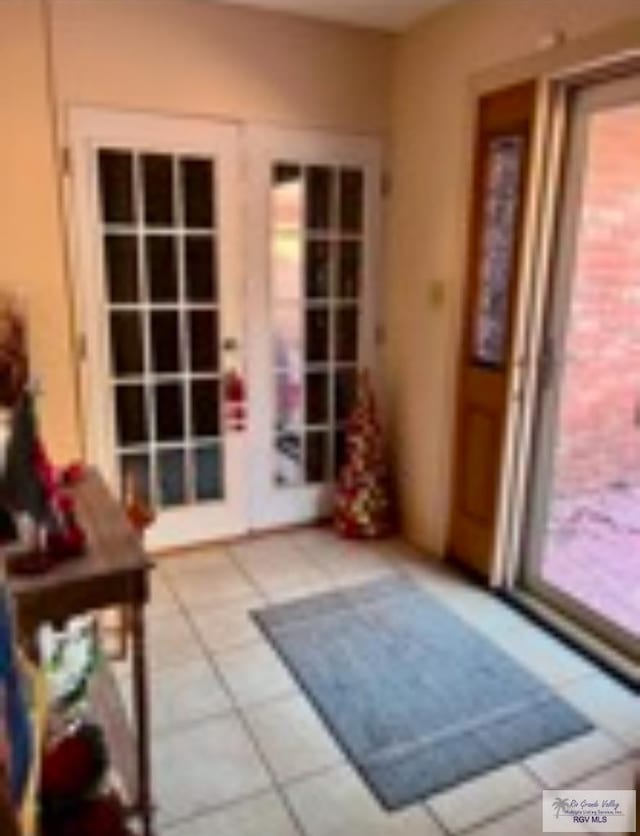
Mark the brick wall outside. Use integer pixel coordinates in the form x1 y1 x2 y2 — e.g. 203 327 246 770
554 104 640 496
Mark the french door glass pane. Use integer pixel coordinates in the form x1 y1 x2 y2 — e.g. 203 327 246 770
334 368 357 423
110 311 144 376
181 158 215 228
335 306 358 362
98 150 135 224
104 235 139 303
189 309 219 372
150 310 181 374
306 430 330 483
191 378 220 438
119 453 151 503
146 235 179 302
339 168 364 233
98 145 223 509
142 153 174 226
275 433 303 486
273 304 303 370
305 308 329 363
275 371 303 432
194 444 223 501
334 428 347 475
185 236 217 302
306 166 333 231
306 240 331 298
158 448 185 507
115 385 147 445
155 382 184 441
271 159 364 486
337 240 361 299
306 371 329 425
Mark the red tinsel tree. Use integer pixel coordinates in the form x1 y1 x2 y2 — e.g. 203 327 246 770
334 372 393 539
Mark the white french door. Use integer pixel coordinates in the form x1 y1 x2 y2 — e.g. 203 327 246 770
69 110 247 550
247 129 381 530
68 110 380 549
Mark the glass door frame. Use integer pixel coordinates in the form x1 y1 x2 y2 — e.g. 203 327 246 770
517 73 640 662
67 107 249 551
245 127 382 531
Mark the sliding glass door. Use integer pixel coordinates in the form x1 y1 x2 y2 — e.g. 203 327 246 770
522 74 640 657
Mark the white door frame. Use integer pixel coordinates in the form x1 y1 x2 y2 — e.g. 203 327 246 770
66 107 248 550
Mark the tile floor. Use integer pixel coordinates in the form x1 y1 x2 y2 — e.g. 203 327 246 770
115 528 639 835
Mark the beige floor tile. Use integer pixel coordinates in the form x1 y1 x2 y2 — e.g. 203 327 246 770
426 763 540 833
147 571 182 618
571 757 638 791
400 563 487 610
169 558 257 608
561 674 640 747
117 658 231 733
233 548 332 600
215 641 297 707
244 693 343 782
285 765 445 836
153 715 271 824
323 556 396 589
190 594 266 652
465 800 542 836
150 659 232 732
231 534 304 564
161 790 300 836
525 729 628 788
289 526 339 552
495 628 598 688
158 543 232 576
148 612 207 670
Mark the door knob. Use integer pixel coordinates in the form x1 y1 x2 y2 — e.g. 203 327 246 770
222 337 240 352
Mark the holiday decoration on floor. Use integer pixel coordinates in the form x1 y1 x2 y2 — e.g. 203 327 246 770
334 371 394 539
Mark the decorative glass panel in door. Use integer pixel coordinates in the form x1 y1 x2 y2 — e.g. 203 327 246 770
272 162 362 487
70 111 246 550
247 130 380 529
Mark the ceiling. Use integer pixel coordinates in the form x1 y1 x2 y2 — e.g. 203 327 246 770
218 0 459 32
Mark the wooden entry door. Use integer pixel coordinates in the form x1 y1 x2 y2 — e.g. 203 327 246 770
448 81 537 576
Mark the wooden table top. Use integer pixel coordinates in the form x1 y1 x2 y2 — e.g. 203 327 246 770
5 468 153 631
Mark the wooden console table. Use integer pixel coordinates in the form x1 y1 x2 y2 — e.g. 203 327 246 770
6 469 154 835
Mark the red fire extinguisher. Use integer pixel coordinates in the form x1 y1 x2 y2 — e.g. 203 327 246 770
223 369 247 432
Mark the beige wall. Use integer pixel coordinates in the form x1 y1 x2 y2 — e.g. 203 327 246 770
0 0 79 460
0 0 391 463
386 0 640 555
50 0 391 134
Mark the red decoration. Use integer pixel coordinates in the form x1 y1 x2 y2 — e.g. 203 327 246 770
62 462 86 486
334 372 393 539
223 369 248 432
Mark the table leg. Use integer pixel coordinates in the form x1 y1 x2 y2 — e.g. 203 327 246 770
131 603 153 836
